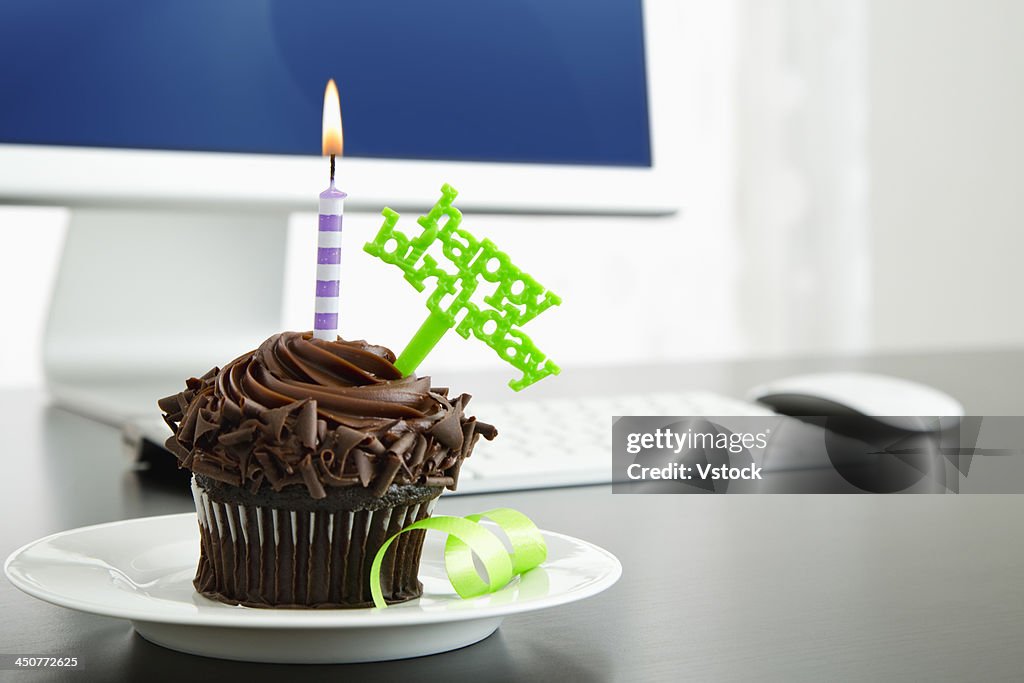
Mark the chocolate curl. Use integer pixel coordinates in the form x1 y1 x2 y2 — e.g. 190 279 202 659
298 455 326 499
315 449 348 484
427 442 446 467
474 419 498 441
369 454 403 497
407 434 428 469
331 424 371 458
261 404 291 443
236 447 252 480
387 431 417 458
462 431 482 461
195 408 219 442
263 444 297 473
447 456 465 490
460 421 476 456
191 457 241 485
386 431 418 481
429 407 464 451
424 475 455 488
157 393 181 416
352 449 375 487
253 449 284 489
177 398 202 445
164 436 191 464
247 469 264 493
320 446 345 473
363 436 387 456
295 400 319 449
240 396 263 419
217 423 257 447
161 414 179 434
222 398 243 423
383 419 410 443
461 417 496 459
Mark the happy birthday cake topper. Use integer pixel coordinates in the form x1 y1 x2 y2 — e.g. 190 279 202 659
364 183 561 390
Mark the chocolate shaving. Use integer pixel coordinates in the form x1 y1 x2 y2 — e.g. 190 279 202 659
352 449 375 488
387 432 417 458
218 423 257 447
330 424 368 458
363 435 387 455
429 407 464 451
261 404 291 443
369 454 403 496
247 470 264 493
195 408 219 442
476 420 497 440
164 436 191 463
295 400 319 448
222 398 243 423
192 458 240 485
252 449 282 487
298 455 326 499
407 434 428 468
178 399 201 444
429 442 447 467
447 457 465 490
157 394 180 414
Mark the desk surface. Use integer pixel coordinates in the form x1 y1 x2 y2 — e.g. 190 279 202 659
2 349 1023 682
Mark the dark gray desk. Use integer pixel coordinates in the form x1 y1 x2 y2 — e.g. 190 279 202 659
3 350 1023 682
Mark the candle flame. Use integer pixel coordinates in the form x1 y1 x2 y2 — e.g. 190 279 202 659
322 79 343 156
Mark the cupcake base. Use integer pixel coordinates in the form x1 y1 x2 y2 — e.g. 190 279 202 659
191 476 440 608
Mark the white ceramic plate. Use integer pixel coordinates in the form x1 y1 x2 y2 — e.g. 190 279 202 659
4 513 621 663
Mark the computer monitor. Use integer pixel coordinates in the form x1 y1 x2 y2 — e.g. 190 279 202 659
0 0 683 421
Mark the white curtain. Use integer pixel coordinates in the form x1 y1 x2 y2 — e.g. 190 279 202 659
731 0 870 354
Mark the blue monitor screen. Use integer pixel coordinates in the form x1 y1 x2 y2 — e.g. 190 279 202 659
0 1 651 167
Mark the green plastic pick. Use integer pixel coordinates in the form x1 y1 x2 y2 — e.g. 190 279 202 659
364 184 561 390
369 507 548 609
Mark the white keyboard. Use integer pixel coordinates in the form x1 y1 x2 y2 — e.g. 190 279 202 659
456 391 774 494
126 391 774 495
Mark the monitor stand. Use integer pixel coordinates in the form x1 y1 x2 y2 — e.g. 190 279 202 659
43 206 291 426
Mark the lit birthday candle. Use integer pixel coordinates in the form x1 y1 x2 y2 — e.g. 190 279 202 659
314 79 346 340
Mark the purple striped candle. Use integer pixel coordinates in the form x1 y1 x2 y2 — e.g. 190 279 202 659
314 180 347 340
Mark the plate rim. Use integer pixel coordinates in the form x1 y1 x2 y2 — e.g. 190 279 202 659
4 512 622 629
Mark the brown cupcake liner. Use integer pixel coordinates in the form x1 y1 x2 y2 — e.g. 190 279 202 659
190 477 438 608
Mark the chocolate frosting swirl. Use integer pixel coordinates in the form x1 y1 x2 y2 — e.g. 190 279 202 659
158 332 496 499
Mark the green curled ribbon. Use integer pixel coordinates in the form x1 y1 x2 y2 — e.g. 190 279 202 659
369 507 548 609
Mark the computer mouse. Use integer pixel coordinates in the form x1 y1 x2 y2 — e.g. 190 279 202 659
747 372 964 432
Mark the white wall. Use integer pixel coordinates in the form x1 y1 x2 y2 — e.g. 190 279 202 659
867 0 1024 351
0 207 66 386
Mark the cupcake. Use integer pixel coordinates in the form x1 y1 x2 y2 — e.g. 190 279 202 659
157 331 496 608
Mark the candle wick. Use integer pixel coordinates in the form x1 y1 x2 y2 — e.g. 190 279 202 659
330 154 336 183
